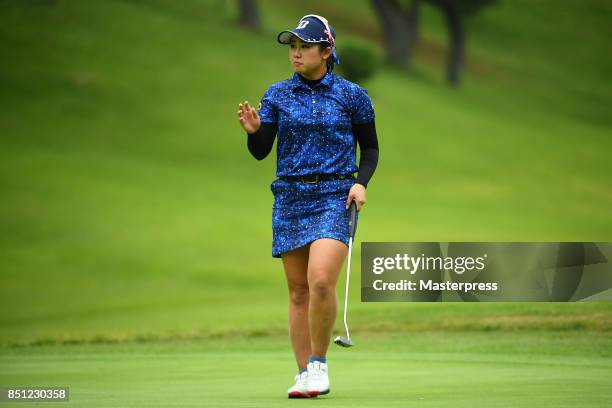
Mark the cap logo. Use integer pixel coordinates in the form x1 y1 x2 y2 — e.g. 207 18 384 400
296 20 309 30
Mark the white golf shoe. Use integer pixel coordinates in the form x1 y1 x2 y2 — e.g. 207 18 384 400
306 361 330 397
287 371 309 398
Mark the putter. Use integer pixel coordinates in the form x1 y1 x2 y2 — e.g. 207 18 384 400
334 200 358 348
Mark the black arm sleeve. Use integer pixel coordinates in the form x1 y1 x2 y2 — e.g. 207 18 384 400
247 122 277 161
353 120 379 188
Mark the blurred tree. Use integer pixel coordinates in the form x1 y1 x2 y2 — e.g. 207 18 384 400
372 0 497 86
371 0 421 68
337 39 380 84
238 0 260 30
424 0 497 86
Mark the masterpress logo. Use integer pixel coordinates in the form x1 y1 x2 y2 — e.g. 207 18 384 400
370 252 496 294
361 242 612 302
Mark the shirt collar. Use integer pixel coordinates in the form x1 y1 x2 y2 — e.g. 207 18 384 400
290 69 334 91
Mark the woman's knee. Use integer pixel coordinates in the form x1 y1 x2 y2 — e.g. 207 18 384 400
289 284 310 306
308 275 335 300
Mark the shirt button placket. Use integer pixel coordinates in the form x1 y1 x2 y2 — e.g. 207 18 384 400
311 89 316 113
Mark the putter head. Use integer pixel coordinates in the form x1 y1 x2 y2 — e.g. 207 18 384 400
334 336 353 348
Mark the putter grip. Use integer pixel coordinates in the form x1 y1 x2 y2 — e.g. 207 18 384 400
348 200 358 238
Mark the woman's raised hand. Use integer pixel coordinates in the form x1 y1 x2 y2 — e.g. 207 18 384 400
237 100 261 134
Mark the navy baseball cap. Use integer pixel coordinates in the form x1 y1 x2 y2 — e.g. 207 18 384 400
277 15 340 65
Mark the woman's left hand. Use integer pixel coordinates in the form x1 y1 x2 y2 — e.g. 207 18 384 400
346 183 366 211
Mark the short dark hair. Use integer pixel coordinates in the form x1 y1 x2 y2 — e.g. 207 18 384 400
318 42 335 71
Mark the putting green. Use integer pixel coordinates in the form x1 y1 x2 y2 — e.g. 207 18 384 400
1 331 611 407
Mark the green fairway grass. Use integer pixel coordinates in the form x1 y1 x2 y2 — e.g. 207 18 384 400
1 0 610 348
1 1 611 406
2 331 611 407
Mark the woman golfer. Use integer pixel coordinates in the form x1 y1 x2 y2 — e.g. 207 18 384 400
237 14 379 398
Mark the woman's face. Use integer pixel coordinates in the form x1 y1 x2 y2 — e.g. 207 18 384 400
289 36 331 75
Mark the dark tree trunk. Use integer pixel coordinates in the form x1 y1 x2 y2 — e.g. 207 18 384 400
238 0 260 30
443 4 464 86
371 0 420 68
407 0 421 48
428 0 464 86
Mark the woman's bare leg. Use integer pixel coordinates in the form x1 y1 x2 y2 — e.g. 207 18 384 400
281 243 312 369
307 238 348 357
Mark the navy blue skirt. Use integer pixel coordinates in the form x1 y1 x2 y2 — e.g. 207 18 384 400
270 176 358 258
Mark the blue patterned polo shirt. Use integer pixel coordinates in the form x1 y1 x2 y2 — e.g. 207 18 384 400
257 70 375 177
